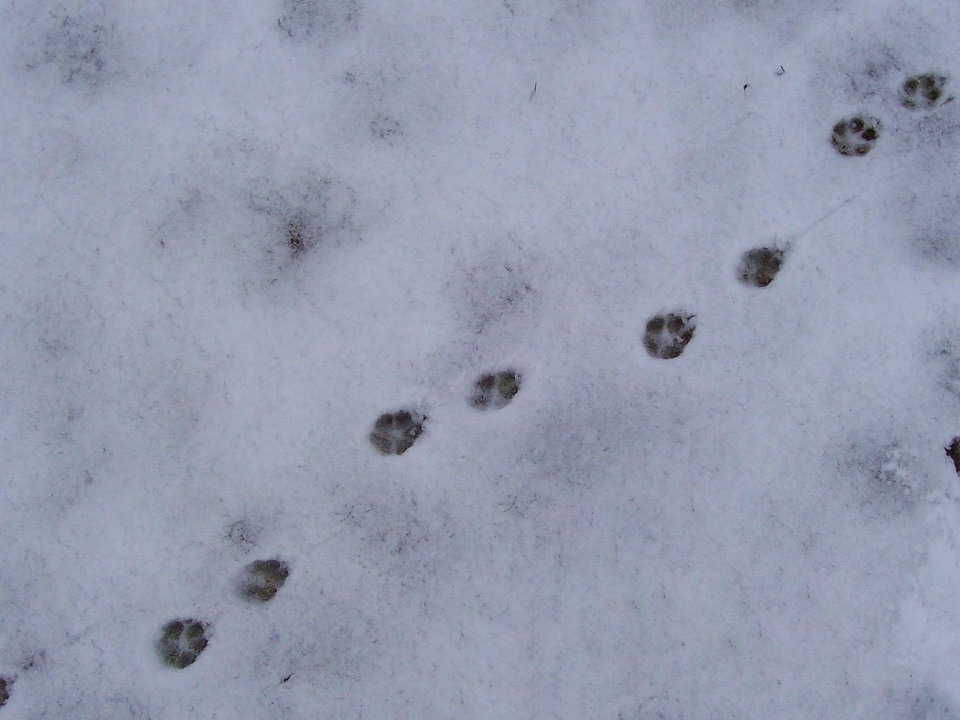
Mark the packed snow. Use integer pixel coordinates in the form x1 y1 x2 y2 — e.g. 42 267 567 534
2 0 960 717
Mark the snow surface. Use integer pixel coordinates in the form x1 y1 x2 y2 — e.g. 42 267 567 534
2 0 960 717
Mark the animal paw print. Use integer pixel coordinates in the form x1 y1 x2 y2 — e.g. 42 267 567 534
901 73 948 109
40 12 112 85
644 313 696 359
286 219 307 256
472 370 521 409
240 559 290 602
370 411 425 455
739 246 784 287
226 518 261 551
371 114 402 140
157 619 210 669
831 115 880 156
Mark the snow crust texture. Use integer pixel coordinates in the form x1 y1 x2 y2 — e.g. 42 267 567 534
2 0 960 717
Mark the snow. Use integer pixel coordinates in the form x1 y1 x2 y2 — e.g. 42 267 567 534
2 0 960 717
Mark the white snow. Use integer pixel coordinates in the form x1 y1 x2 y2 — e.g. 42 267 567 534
2 0 960 717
